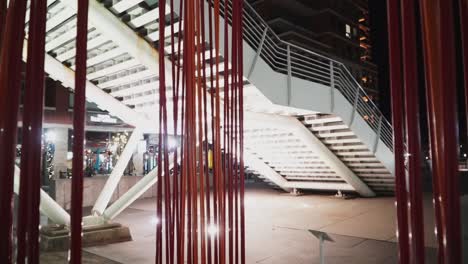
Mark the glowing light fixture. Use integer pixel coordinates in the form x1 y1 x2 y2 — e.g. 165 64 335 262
151 217 160 225
45 131 56 143
168 137 178 150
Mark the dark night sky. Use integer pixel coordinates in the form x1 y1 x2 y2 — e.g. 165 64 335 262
367 0 432 149
368 0 391 119
367 0 466 150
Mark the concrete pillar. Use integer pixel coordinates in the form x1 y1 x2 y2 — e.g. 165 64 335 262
133 140 147 176
48 127 69 179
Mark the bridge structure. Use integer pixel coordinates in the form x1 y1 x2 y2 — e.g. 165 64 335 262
15 0 396 225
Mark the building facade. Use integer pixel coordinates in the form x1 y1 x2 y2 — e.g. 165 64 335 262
249 0 379 102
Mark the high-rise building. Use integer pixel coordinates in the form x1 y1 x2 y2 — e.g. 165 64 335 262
249 0 379 102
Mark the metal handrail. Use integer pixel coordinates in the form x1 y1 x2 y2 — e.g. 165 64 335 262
219 0 394 151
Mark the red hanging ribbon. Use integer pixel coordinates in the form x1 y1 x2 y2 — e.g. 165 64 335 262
70 0 89 263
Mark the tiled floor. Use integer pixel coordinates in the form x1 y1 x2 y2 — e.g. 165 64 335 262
40 251 121 264
81 183 441 263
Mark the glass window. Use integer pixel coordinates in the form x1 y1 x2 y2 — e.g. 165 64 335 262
345 24 352 38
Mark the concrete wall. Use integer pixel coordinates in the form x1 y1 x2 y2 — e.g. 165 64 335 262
52 176 157 210
49 127 69 178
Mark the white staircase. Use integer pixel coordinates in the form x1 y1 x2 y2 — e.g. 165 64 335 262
24 0 395 197
302 114 394 194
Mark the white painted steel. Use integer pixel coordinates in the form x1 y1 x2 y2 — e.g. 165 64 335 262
259 113 375 196
92 127 143 215
244 152 292 192
102 157 176 220
13 166 70 225
111 0 144 14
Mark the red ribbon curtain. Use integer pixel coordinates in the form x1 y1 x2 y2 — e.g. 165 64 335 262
16 0 48 263
387 0 464 263
155 0 245 263
0 0 33 262
69 0 89 263
386 1 410 263
0 0 89 262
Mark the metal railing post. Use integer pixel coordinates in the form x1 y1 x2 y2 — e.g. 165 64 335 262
373 115 383 153
287 44 292 105
349 82 360 126
247 27 268 79
242 0 394 150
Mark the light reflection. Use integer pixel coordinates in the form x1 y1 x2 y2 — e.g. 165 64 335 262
207 224 218 237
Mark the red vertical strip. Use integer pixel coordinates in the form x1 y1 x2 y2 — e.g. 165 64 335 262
27 0 47 261
195 0 208 262
386 1 410 263
17 3 37 261
0 0 6 46
155 1 165 262
238 0 246 263
16 0 48 263
0 0 27 262
222 1 232 262
213 0 223 262
461 0 468 134
199 1 213 263
417 2 444 262
70 0 89 262
419 1 462 263
400 0 425 262
159 0 246 262
232 1 241 262
172 1 184 262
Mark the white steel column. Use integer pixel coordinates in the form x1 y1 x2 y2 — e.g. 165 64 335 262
13 166 70 225
92 127 143 215
102 157 175 220
132 140 147 176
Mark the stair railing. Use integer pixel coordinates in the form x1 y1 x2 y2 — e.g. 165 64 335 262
219 0 394 151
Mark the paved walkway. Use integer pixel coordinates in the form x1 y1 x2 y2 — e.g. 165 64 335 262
83 183 439 263
40 251 121 263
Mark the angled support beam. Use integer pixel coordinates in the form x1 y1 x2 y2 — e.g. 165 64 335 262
244 151 292 192
291 117 375 197
349 86 360 127
247 27 268 79
102 157 176 220
13 166 70 225
92 127 143 215
373 116 383 154
246 112 376 197
244 149 354 192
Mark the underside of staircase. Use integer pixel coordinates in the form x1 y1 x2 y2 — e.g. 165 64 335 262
26 0 395 197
